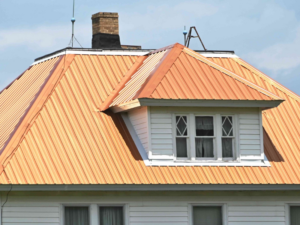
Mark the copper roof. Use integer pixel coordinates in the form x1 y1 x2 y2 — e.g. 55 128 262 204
101 44 282 111
0 44 299 185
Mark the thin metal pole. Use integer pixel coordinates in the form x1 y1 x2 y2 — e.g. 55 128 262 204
71 0 75 47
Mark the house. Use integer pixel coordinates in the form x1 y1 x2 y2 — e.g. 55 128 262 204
1 11 300 225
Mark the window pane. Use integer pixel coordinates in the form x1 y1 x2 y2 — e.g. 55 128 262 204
196 117 214 136
100 207 124 225
176 138 187 157
193 206 222 225
176 116 188 136
291 206 300 225
195 138 214 158
65 207 89 225
222 138 233 158
222 116 233 136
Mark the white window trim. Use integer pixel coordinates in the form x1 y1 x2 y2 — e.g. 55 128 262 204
173 113 239 163
285 203 300 225
60 203 129 225
189 203 228 225
173 114 190 160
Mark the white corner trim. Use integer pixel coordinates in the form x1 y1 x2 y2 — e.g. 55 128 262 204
32 50 149 65
200 53 239 58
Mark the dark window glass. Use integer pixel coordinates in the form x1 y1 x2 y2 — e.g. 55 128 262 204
196 117 214 136
99 207 124 225
222 138 233 158
176 138 187 157
65 207 89 225
193 206 222 225
290 206 300 225
195 138 214 158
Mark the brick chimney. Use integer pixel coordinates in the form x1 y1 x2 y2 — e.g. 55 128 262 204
91 12 121 49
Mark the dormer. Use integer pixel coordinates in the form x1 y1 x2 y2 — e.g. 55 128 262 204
101 43 284 166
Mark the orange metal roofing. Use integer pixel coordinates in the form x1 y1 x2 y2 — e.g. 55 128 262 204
0 57 60 153
0 45 299 185
106 44 282 110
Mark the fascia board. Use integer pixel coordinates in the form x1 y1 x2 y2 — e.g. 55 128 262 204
2 184 300 191
138 99 284 109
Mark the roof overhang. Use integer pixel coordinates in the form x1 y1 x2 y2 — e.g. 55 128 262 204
110 99 284 113
1 184 300 191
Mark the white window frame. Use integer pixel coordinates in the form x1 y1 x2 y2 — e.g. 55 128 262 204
173 114 190 160
221 115 235 161
173 113 238 162
98 204 127 225
61 204 91 225
60 203 129 225
285 203 300 225
194 115 217 161
189 203 228 225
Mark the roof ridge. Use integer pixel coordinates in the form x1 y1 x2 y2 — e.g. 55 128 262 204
183 48 283 101
234 58 300 102
0 55 76 169
136 43 185 99
99 55 148 111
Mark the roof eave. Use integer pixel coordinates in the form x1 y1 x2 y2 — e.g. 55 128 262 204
110 99 284 113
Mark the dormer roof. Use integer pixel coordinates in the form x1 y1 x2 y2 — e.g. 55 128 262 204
100 43 283 112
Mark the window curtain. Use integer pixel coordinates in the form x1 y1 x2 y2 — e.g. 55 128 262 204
100 207 124 225
65 207 89 225
193 206 222 225
222 138 233 158
291 206 300 225
196 138 213 157
196 117 213 136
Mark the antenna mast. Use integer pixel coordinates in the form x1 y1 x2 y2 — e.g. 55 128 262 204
71 0 76 48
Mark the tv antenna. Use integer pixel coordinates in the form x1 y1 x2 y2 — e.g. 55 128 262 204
69 0 83 48
184 26 207 51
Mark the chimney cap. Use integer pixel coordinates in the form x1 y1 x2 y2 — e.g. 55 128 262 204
92 12 119 19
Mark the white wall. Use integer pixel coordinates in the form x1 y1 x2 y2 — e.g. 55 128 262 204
149 107 173 158
0 193 296 225
128 107 149 154
147 107 264 162
239 113 262 159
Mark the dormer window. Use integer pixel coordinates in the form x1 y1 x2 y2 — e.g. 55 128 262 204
175 114 236 162
195 116 214 158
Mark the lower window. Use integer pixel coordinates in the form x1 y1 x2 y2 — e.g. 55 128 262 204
193 206 222 225
99 206 124 225
65 206 89 225
290 206 300 225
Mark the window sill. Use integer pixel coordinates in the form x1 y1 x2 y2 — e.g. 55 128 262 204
145 158 270 167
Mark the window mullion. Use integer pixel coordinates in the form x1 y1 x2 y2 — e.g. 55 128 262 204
216 114 222 161
189 113 196 160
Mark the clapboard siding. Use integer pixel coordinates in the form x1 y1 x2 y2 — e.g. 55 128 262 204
130 206 189 225
150 109 173 157
2 206 59 225
2 194 300 225
239 113 262 158
128 107 149 153
228 205 285 225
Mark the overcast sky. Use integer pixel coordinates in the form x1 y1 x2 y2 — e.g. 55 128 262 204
1 0 300 95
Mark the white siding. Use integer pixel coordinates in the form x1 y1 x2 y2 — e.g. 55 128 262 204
228 204 285 225
239 113 262 159
2 206 59 225
130 205 188 225
128 107 149 153
149 108 173 157
0 194 296 225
